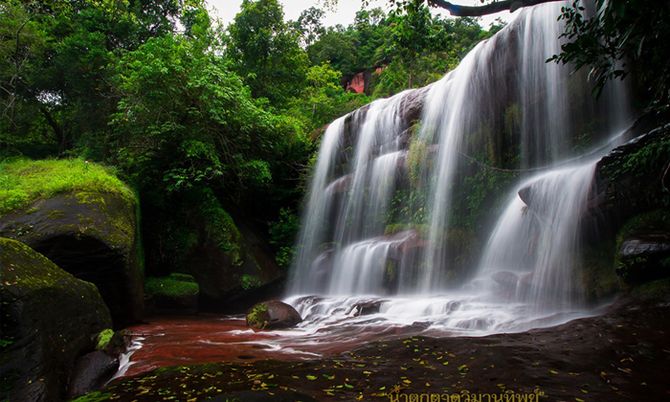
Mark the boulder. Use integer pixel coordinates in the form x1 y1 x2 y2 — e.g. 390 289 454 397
168 190 283 312
246 301 302 330
348 300 384 316
0 238 112 402
615 210 670 284
67 350 119 399
144 273 199 314
0 160 144 327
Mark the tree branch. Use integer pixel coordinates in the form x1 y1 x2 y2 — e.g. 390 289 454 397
428 0 566 17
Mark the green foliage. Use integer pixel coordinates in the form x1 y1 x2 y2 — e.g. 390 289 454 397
603 134 670 181
553 0 670 110
459 162 518 230
69 391 113 402
0 158 134 215
227 0 309 104
406 129 428 187
269 208 301 268
246 302 269 329
95 329 114 351
199 189 243 265
240 274 262 290
145 273 200 298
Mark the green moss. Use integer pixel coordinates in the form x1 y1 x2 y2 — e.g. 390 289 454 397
0 338 14 349
199 189 243 266
240 274 262 290
616 210 670 246
630 278 670 300
69 391 113 402
145 273 199 298
246 303 269 329
95 329 114 350
579 239 621 302
407 127 428 187
603 133 670 180
133 189 145 274
0 238 67 290
0 158 134 216
384 223 429 237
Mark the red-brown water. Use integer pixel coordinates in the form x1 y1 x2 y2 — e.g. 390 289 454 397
120 314 427 378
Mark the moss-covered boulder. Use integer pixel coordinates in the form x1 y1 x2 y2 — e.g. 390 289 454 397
246 300 302 330
145 273 199 313
0 238 112 402
150 189 282 312
0 159 144 326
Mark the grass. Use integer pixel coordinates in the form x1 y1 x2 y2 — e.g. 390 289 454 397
0 158 134 216
145 273 199 298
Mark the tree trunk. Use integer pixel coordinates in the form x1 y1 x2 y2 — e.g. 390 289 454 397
428 0 566 17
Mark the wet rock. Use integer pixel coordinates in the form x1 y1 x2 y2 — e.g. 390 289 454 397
0 190 144 327
348 300 385 316
593 122 670 229
617 233 670 283
246 301 302 330
0 238 112 402
67 351 119 399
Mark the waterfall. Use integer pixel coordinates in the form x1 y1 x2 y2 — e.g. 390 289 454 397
286 1 632 334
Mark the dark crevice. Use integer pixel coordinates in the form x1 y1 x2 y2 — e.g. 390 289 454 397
32 235 128 327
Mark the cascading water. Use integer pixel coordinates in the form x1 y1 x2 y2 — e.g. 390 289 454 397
282 0 633 344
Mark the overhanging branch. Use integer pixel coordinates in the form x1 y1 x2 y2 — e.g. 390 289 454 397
428 0 566 17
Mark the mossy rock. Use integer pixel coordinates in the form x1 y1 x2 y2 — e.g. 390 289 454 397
169 189 283 311
246 301 302 331
615 210 670 284
0 238 112 402
594 124 670 226
145 274 199 313
0 159 144 326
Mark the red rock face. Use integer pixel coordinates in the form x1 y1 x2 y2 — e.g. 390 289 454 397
346 72 365 93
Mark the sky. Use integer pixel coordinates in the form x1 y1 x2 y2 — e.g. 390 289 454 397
206 0 515 29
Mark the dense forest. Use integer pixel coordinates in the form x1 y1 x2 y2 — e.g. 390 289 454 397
0 0 500 278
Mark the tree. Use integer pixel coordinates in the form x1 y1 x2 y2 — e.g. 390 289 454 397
323 0 564 16
552 0 670 110
227 0 309 105
0 1 49 156
294 6 326 47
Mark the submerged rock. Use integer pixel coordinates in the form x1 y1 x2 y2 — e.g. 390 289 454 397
246 301 302 330
0 238 112 402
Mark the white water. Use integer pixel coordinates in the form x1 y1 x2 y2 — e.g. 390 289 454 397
284 1 633 340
